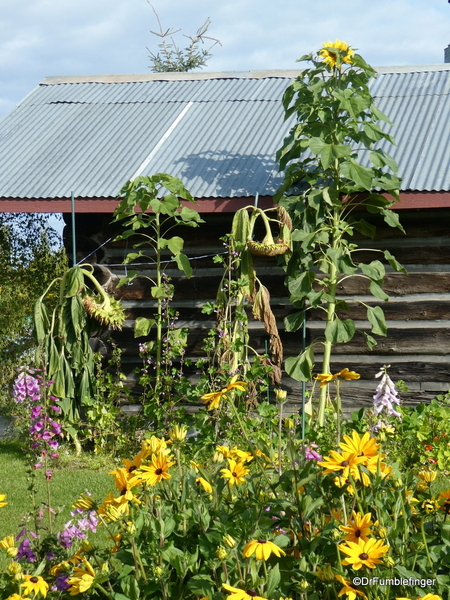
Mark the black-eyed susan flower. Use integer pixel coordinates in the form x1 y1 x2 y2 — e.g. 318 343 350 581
340 431 379 460
20 574 49 598
421 499 440 514
339 538 389 570
315 373 335 388
5 594 26 600
339 511 374 543
67 559 96 595
318 40 355 69
130 452 175 486
195 477 213 494
222 583 267 600
201 381 246 411
141 436 169 458
220 459 249 487
439 489 450 513
72 493 96 511
335 574 367 600
319 450 365 478
315 369 360 388
242 539 286 560
0 493 8 508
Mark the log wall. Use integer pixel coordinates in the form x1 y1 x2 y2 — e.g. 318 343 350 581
65 207 450 414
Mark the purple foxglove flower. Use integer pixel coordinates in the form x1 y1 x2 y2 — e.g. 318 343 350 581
373 366 402 419
50 405 61 413
17 538 37 562
48 440 59 450
30 405 42 419
42 430 53 442
304 446 322 461
53 573 70 591
50 453 59 459
30 420 44 434
49 421 62 435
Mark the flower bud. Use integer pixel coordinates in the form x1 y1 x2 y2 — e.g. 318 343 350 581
275 389 287 402
215 545 228 560
382 555 395 568
223 534 237 548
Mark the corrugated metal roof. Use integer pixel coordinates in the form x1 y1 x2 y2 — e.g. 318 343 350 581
1 66 450 200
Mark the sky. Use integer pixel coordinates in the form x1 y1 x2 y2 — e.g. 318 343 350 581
1 0 450 120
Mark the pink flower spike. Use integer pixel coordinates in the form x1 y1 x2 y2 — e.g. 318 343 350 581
50 405 61 413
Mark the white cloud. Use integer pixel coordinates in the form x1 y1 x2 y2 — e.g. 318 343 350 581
1 0 450 120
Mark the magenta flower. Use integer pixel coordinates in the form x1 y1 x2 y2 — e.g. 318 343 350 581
13 372 41 403
30 405 42 419
30 420 44 434
17 538 37 562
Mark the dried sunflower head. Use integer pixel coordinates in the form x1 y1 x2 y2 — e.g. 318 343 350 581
82 293 126 330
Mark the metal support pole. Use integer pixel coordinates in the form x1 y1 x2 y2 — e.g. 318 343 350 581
71 191 76 266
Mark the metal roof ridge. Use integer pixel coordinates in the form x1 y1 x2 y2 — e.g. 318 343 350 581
374 64 450 73
39 70 304 85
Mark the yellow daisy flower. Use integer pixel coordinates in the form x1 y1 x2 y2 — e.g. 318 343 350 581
318 39 355 69
339 431 380 460
439 489 450 513
315 373 335 388
222 583 268 600
168 424 188 442
20 574 49 598
201 381 246 411
220 459 249 487
242 539 286 560
0 535 17 557
339 538 389 570
319 450 365 478
195 477 213 494
0 493 8 508
335 574 368 600
141 436 169 458
315 369 360 388
130 452 175 486
72 493 96 511
418 470 437 483
67 559 96 595
339 511 374 543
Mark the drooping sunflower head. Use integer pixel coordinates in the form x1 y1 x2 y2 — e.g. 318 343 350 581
318 39 355 69
82 293 126 330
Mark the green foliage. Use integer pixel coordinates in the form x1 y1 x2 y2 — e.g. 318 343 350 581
275 43 405 424
34 264 126 432
147 5 220 72
113 174 204 421
0 214 67 414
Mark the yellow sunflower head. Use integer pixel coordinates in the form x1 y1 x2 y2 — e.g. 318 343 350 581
318 39 355 69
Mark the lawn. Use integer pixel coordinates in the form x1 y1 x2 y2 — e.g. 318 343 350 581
0 440 114 540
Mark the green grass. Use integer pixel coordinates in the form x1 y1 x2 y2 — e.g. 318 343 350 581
0 440 114 540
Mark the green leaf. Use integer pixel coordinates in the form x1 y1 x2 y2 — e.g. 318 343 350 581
134 317 156 338
167 236 184 255
325 317 355 343
266 563 280 596
352 218 376 239
123 251 143 264
285 345 315 382
340 160 374 190
384 250 407 274
359 260 385 282
65 267 85 297
288 271 315 300
362 331 377 350
174 253 193 278
381 208 406 233
369 149 398 173
367 306 387 336
284 310 305 332
231 209 250 245
151 286 168 299
369 281 389 301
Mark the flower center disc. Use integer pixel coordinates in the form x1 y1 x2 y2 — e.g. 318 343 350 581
155 468 163 475
359 553 369 560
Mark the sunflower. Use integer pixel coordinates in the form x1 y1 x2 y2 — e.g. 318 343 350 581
318 40 355 69
0 493 8 508
319 450 365 478
220 459 249 486
339 431 380 460
339 538 389 570
67 559 96 595
201 381 246 411
339 511 374 542
196 477 213 494
335 574 368 600
130 452 175 486
222 583 268 600
20 575 49 598
242 539 286 560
